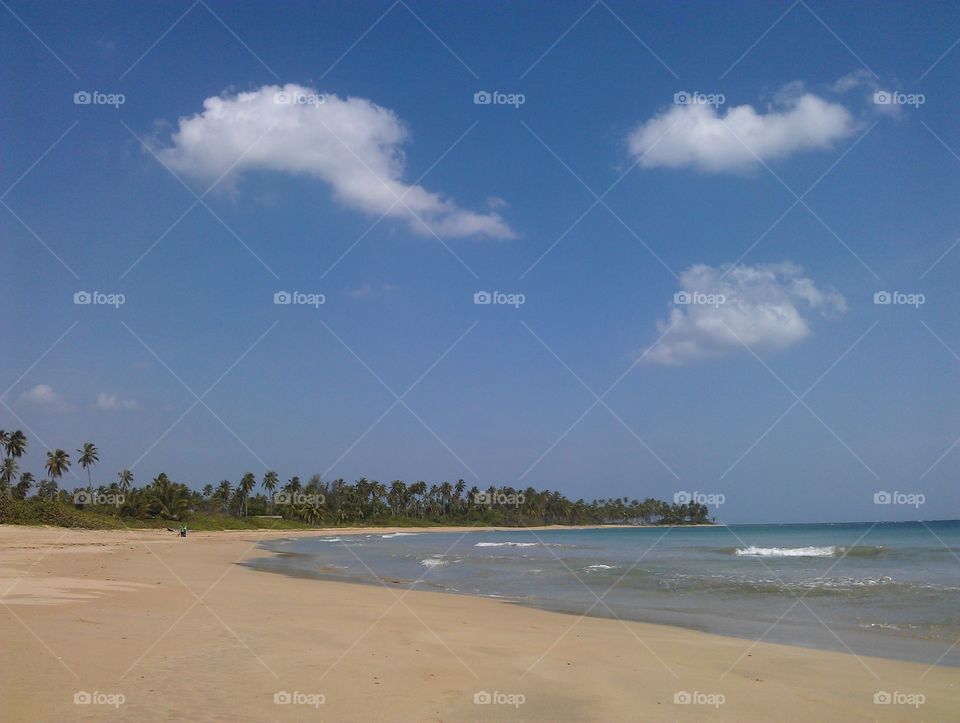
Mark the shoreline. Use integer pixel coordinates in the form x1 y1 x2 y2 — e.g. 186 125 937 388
1 524 956 720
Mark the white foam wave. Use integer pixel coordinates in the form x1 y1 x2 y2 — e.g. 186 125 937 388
736 545 836 558
420 558 447 568
585 564 616 571
381 532 420 538
475 542 537 547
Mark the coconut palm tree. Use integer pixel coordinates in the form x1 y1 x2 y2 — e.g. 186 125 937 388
14 472 34 500
45 449 70 490
0 457 17 497
5 430 27 462
76 442 99 494
215 480 232 513
262 470 279 508
238 472 256 516
117 469 133 492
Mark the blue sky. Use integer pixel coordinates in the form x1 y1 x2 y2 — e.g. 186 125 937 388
2 0 958 523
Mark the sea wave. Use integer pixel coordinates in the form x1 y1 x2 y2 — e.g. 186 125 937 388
475 542 538 547
585 564 616 571
733 545 886 558
419 558 447 568
381 532 420 538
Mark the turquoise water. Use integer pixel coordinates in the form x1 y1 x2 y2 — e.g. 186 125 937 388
247 521 960 665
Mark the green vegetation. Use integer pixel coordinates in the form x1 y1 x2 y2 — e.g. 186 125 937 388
0 430 713 529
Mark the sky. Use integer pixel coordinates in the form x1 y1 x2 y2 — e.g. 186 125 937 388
1 0 958 523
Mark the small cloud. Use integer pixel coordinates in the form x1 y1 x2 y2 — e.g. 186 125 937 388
486 196 508 209
641 262 846 366
627 83 857 173
19 384 71 412
95 393 138 411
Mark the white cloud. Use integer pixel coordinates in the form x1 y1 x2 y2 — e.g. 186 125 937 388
155 84 515 239
643 262 846 365
18 384 71 411
627 87 857 173
95 393 138 411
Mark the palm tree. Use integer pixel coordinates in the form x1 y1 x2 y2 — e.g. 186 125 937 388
146 474 190 520
0 430 27 498
117 469 133 492
6 429 27 455
215 480 232 513
262 470 279 507
14 472 34 500
45 449 70 491
37 478 58 499
77 442 99 494
238 472 256 516
0 457 17 497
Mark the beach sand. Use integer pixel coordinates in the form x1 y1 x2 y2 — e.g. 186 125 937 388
1 525 956 721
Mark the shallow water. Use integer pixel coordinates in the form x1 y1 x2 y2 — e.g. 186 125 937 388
245 521 960 666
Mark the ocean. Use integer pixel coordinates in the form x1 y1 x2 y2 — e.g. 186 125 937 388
245 521 960 666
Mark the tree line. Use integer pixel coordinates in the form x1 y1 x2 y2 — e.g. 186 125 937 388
0 430 712 526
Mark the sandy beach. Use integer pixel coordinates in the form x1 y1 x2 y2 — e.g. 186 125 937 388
1 524 956 721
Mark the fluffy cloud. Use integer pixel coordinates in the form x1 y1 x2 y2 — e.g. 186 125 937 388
627 87 856 172
18 384 71 411
155 84 515 239
643 262 846 365
95 393 138 411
